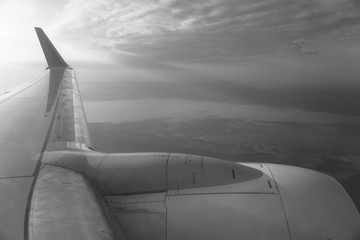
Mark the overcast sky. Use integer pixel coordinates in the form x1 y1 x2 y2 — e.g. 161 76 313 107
0 0 359 63
1 0 360 117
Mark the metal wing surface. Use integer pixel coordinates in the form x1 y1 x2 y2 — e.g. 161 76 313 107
0 47 57 240
0 27 92 240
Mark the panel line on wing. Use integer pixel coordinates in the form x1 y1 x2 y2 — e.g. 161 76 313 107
265 164 293 240
0 175 33 179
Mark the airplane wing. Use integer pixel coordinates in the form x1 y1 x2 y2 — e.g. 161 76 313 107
1 28 359 240
0 28 63 239
0 28 103 240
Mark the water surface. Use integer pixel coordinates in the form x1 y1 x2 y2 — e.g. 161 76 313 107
84 99 360 124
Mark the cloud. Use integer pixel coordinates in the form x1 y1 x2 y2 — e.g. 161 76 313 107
54 0 360 63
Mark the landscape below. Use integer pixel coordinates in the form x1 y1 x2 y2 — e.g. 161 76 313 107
89 117 360 199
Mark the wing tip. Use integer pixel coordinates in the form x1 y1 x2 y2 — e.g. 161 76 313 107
35 27 69 68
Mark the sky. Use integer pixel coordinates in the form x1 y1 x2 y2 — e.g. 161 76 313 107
1 0 360 63
1 0 360 120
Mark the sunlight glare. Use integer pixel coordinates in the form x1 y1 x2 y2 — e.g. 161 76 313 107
0 1 44 64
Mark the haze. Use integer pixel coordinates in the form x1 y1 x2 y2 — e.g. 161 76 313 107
1 0 360 123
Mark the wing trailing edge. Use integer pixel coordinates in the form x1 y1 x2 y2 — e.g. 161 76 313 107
35 27 69 68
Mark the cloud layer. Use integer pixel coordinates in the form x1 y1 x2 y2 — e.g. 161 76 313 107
55 0 360 63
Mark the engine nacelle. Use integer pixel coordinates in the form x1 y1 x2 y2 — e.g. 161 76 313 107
42 151 360 240
43 151 264 195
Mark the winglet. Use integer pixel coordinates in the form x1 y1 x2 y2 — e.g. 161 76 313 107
35 27 69 68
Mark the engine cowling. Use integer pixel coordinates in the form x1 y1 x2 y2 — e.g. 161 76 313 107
42 151 360 240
